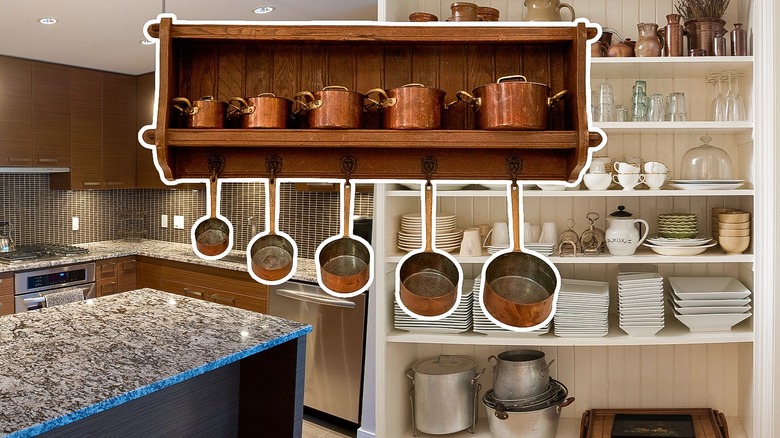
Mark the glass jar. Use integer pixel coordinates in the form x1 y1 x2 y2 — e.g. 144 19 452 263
680 135 733 180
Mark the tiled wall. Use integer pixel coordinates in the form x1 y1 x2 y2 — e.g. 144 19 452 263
0 175 373 259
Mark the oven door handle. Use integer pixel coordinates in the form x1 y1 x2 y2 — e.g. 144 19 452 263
22 297 46 305
275 288 356 309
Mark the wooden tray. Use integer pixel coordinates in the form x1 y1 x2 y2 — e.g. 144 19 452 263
580 408 729 438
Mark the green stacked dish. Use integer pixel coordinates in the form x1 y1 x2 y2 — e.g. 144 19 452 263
657 213 698 239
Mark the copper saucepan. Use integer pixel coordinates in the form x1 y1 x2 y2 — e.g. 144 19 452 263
397 181 462 317
317 181 373 296
448 75 567 130
192 157 232 257
365 84 446 130
481 181 560 328
249 169 297 282
294 86 367 129
228 94 292 129
172 96 228 128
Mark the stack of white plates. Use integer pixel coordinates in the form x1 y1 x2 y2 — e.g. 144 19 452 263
669 277 752 332
397 213 462 252
553 279 609 337
643 234 717 256
524 243 555 256
472 276 550 335
669 179 745 191
486 244 510 255
617 272 665 336
394 281 472 333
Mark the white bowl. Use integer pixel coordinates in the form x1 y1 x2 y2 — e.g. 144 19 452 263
536 183 567 191
619 325 663 336
668 277 751 300
673 311 751 332
643 242 716 256
583 173 612 191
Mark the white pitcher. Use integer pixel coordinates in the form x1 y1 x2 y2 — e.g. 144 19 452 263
524 0 575 21
605 206 648 256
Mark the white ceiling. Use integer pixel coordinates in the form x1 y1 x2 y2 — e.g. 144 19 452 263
0 0 378 75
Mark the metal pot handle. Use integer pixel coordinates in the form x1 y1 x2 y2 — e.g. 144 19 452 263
409 388 419 437
323 85 349 91
497 74 528 83
471 367 486 385
487 355 498 370
402 83 425 88
556 396 575 414
540 359 556 377
227 97 253 116
445 90 481 110
364 88 396 110
548 90 569 106
293 91 322 111
256 92 277 97
172 97 199 115
494 401 509 420
405 368 415 385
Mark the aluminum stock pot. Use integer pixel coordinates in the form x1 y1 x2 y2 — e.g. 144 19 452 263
172 96 228 128
489 349 555 400
228 94 292 129
365 83 446 130
450 75 567 130
406 355 485 435
294 86 366 129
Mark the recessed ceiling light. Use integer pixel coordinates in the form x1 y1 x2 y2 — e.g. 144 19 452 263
140 39 155 45
38 17 59 25
253 6 275 14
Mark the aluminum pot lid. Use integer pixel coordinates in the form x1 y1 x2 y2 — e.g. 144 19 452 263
412 355 476 375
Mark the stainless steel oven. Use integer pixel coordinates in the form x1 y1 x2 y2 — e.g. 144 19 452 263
14 262 96 313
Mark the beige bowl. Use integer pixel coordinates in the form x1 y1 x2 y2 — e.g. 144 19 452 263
718 228 750 237
712 207 742 216
719 212 751 223
719 235 750 254
719 221 750 230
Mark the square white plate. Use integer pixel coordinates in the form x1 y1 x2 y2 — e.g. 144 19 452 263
671 294 751 307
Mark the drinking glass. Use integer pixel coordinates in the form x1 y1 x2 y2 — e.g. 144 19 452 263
597 82 614 122
646 93 664 122
615 105 628 122
667 92 688 121
708 73 725 121
631 80 647 121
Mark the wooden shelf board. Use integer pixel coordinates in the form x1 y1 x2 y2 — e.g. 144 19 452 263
594 121 753 134
386 188 755 197
590 56 754 79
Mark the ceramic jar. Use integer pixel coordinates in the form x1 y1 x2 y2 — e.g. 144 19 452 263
635 23 663 57
605 206 649 256
662 14 685 56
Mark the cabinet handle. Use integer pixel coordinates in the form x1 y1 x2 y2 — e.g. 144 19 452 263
8 158 31 163
36 158 59 163
183 288 204 299
211 294 235 306
83 182 102 187
106 181 125 186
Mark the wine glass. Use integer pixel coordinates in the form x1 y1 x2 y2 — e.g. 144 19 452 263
727 72 746 121
708 73 725 121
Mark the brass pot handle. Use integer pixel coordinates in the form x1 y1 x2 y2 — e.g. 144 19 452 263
172 97 198 115
402 83 425 88
445 90 481 110
548 90 569 106
256 92 277 97
323 85 349 91
364 88 396 110
227 97 252 116
497 75 527 83
293 91 322 111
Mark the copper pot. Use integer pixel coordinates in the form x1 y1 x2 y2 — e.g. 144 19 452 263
478 7 500 21
366 84 446 130
228 94 292 129
409 12 438 22
294 86 366 129
172 96 227 128
450 75 567 131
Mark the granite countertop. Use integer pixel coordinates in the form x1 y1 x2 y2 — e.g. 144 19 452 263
0 240 318 283
0 288 311 437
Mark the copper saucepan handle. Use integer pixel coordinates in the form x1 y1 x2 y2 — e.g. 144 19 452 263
497 74 528 83
548 90 569 106
364 88 396 110
293 91 322 111
227 97 252 116
322 85 350 91
172 97 199 115
445 90 482 110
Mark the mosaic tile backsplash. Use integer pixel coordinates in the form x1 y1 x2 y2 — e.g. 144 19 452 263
0 175 373 259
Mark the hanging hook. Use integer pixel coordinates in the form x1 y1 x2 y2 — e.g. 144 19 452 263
208 156 225 183
505 157 522 184
421 156 438 188
341 156 357 186
266 155 282 184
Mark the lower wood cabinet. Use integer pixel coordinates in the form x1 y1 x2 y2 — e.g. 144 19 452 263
96 256 137 297
0 273 13 316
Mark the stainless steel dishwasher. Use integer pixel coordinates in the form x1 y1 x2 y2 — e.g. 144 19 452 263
268 281 367 425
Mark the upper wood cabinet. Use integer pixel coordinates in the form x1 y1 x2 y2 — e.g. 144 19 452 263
32 62 71 168
102 73 136 188
0 56 33 166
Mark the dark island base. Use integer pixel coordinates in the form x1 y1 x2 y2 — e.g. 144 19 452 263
40 337 306 438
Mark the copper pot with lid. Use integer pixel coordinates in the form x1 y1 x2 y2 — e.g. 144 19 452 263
365 84 446 130
172 96 228 128
448 75 567 130
294 86 367 129
228 94 292 129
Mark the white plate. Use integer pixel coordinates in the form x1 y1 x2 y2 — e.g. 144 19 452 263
671 295 751 307
646 235 712 246
669 182 744 191
669 277 751 299
643 241 717 256
396 326 471 334
672 304 751 315
673 311 751 332
670 179 745 184
560 279 610 295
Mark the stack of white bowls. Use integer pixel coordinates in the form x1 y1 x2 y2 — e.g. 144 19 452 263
617 272 665 336
670 276 752 332
553 279 609 337
397 213 462 252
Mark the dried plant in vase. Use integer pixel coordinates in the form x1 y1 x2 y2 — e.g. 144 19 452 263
674 0 730 55
674 0 730 21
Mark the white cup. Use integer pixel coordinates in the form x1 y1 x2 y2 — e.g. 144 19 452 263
613 173 645 190
643 161 669 174
539 222 558 244
584 172 612 190
644 172 669 190
459 228 483 257
613 161 641 174
484 221 509 247
531 225 541 243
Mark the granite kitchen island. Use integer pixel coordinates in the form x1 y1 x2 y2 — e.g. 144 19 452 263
0 289 311 437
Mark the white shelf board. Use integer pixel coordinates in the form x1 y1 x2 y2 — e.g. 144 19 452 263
386 316 753 347
594 121 753 134
386 246 754 264
590 56 754 79
387 188 754 198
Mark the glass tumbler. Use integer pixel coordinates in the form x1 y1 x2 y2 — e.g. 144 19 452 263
646 93 664 122
597 82 614 122
667 92 688 121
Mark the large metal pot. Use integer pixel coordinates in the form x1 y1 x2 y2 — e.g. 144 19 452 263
406 355 485 435
483 386 574 438
294 86 366 129
172 96 228 128
365 84 446 130
450 75 567 130
488 349 555 400
228 94 292 129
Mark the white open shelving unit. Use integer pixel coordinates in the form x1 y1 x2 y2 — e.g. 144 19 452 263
362 1 773 438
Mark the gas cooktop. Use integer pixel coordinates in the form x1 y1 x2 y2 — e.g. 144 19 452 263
0 244 90 264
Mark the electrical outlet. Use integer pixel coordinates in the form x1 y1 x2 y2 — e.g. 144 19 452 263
71 217 79 231
173 215 185 229
161 214 168 228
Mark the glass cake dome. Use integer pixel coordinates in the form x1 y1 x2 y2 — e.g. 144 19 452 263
680 135 733 180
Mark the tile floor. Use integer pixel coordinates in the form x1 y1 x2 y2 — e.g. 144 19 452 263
302 416 356 438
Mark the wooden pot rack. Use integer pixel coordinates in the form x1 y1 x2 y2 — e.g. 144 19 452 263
143 18 602 182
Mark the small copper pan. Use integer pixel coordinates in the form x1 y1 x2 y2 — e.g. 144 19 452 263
481 181 560 328
365 84 446 130
228 94 292 129
172 96 227 128
397 181 461 317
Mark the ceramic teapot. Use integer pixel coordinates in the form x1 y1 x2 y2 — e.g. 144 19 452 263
605 206 648 256
524 0 575 21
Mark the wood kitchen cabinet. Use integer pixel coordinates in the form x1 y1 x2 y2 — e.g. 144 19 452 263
32 62 71 168
0 273 13 316
135 256 162 290
102 73 136 188
96 256 137 297
0 56 32 166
